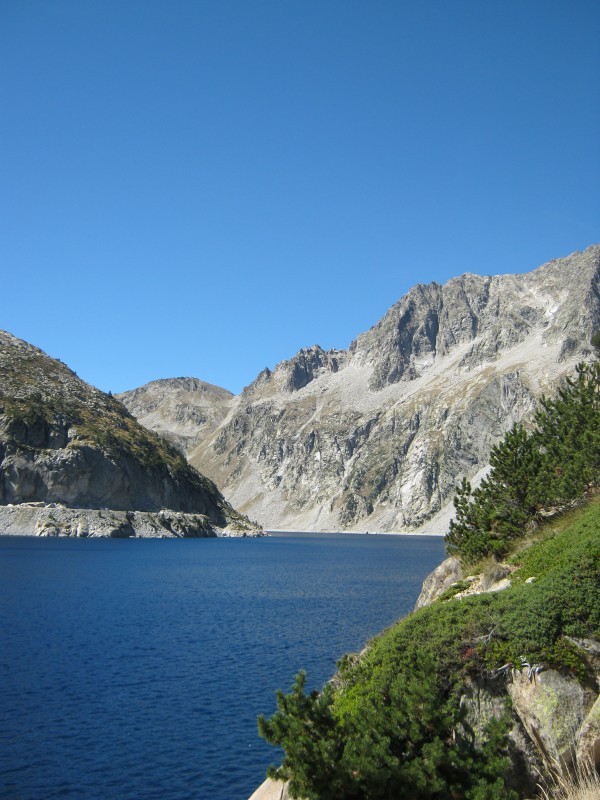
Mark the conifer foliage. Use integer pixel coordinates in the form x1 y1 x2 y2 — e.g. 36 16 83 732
446 360 600 564
256 355 600 800
258 656 517 800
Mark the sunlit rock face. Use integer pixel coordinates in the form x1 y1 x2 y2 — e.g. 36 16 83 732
118 377 234 455
122 245 600 532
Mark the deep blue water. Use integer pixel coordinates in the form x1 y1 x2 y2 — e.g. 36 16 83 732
0 533 445 800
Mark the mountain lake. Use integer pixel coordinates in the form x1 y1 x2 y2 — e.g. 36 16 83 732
0 532 446 800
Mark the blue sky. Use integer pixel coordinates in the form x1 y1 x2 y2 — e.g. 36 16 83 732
1 1 599 395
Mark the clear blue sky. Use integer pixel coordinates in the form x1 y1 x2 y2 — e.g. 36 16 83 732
1 1 599 395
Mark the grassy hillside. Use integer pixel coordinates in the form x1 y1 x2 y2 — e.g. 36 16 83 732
342 496 599 704
259 498 599 799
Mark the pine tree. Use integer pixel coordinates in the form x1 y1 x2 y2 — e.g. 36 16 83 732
257 672 351 800
258 655 518 799
480 423 542 538
446 478 490 562
447 425 542 562
446 361 600 564
532 362 600 506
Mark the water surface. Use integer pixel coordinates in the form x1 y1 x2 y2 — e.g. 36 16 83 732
0 533 445 800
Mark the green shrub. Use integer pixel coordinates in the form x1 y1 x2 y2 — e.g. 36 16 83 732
259 499 600 798
259 654 518 800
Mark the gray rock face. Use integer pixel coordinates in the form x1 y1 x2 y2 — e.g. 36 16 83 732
414 556 462 609
0 331 253 530
117 377 234 455
122 245 600 532
508 669 596 771
576 693 600 771
458 676 544 796
0 504 262 538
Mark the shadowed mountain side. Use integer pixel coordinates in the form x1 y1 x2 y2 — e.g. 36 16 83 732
0 331 251 531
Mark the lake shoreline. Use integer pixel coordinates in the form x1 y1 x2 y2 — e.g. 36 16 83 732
0 503 263 538
266 529 445 537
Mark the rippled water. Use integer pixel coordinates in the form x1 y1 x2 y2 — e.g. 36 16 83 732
0 533 445 800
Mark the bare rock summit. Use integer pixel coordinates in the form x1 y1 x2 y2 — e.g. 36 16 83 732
117 377 233 455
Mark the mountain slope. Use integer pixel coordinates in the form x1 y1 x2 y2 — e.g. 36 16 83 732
117 377 233 454
122 245 600 533
0 331 250 531
254 496 600 799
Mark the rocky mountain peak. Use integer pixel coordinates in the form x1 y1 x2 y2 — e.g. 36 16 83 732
121 245 600 533
242 344 348 397
117 377 234 455
345 246 600 394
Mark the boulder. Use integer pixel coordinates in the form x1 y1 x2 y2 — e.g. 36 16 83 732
576 694 600 771
509 669 592 770
248 778 293 800
487 577 512 593
414 556 462 609
458 677 543 797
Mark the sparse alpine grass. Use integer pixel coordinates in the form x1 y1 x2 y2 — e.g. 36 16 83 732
537 760 600 800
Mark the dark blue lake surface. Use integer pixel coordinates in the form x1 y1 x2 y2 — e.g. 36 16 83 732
0 533 445 800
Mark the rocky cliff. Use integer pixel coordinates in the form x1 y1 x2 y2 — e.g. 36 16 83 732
121 245 600 533
0 330 254 535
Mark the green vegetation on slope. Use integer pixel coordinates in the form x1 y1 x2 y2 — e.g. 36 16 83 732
0 350 220 495
258 359 600 799
259 499 600 800
447 361 600 565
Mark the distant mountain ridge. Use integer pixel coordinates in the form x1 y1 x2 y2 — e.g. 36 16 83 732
118 377 233 455
120 245 600 532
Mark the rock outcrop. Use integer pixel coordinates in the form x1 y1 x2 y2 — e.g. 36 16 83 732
0 503 261 538
414 556 462 609
0 331 255 534
576 694 600 771
458 676 545 796
508 669 595 772
248 779 292 800
122 245 600 532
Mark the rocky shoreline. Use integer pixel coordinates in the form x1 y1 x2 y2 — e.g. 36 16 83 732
247 551 600 800
0 503 264 538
